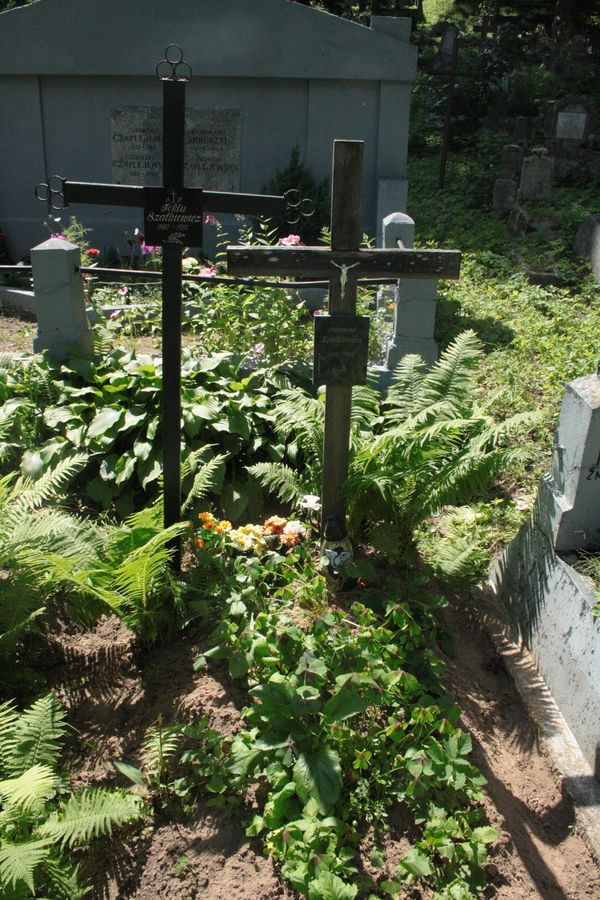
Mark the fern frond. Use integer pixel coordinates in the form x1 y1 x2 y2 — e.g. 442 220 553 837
385 353 427 421
0 839 51 894
414 330 482 414
43 853 87 900
10 694 67 776
9 453 87 518
247 462 311 505
141 722 183 779
38 788 144 848
0 764 58 812
182 453 228 513
0 702 19 776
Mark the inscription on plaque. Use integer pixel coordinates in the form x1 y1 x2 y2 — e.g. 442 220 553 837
112 107 241 189
144 188 204 245
556 108 587 141
314 315 370 386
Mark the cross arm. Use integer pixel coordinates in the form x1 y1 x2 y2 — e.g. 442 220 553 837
227 246 461 280
57 183 286 217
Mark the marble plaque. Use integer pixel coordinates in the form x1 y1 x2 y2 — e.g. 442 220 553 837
314 315 370 386
556 108 587 141
112 107 241 189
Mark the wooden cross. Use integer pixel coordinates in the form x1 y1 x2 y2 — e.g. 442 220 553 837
228 140 461 535
35 45 287 563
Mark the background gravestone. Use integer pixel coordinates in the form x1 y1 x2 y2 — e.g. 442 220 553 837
518 147 554 202
0 0 417 260
574 214 600 284
544 95 600 184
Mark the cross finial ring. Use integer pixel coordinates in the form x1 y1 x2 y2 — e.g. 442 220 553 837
284 189 316 225
35 176 66 210
156 44 192 82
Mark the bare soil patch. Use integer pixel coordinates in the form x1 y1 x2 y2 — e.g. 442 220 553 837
40 594 600 899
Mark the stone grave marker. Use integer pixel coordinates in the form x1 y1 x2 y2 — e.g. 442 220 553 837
518 147 554 202
500 144 524 179
545 95 597 146
490 372 600 770
492 178 517 217
31 237 94 359
227 140 461 535
35 46 291 564
574 214 600 285
381 212 438 370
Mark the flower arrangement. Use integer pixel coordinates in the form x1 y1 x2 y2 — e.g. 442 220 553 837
193 512 307 558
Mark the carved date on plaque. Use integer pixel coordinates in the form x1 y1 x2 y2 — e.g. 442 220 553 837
144 188 204 245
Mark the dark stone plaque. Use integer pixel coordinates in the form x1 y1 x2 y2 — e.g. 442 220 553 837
314 314 370 385
144 188 204 245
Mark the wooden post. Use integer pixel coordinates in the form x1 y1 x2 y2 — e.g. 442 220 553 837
321 141 363 531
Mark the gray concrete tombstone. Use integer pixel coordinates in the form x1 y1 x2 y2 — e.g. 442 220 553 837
490 372 600 771
500 144 524 179
0 0 417 260
492 177 516 217
545 95 597 146
31 238 94 359
518 147 554 202
382 212 437 373
574 214 600 285
537 374 600 554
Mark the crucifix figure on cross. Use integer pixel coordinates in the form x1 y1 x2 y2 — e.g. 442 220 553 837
228 140 461 543
35 45 311 565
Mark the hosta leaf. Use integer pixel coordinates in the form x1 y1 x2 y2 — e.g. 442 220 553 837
307 870 358 899
293 747 341 814
87 407 123 439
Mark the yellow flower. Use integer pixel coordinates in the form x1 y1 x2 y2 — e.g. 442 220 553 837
215 520 232 534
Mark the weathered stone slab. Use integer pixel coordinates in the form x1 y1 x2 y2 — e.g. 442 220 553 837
112 107 241 190
518 147 554 202
574 214 600 284
492 177 516 217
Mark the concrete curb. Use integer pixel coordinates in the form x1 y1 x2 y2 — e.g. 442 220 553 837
476 581 600 864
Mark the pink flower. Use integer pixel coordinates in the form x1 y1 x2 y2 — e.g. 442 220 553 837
199 265 216 277
279 234 303 246
313 309 324 316
118 286 128 296
252 342 265 354
109 310 121 320
50 233 67 240
141 243 157 255
87 248 100 257
204 215 220 226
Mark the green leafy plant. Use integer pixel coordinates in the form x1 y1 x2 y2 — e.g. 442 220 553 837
250 331 534 560
262 145 329 244
195 542 496 898
0 693 144 898
0 454 88 690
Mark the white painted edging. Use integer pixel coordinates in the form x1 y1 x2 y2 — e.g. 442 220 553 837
477 579 600 864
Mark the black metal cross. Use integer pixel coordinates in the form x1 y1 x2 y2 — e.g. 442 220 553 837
228 140 461 537
36 45 293 562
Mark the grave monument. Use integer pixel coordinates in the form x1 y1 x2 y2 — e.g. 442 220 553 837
0 0 417 259
228 140 461 534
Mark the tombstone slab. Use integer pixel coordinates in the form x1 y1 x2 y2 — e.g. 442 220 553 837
500 144 524 179
574 214 600 284
31 238 94 360
492 177 516 217
545 94 597 146
490 372 600 772
518 147 554 203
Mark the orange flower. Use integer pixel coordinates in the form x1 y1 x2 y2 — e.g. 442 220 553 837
280 532 299 548
215 520 232 534
195 537 205 549
263 515 287 535
198 512 216 530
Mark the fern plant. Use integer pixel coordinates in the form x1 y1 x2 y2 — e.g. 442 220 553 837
249 331 535 560
0 455 89 691
0 693 144 898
